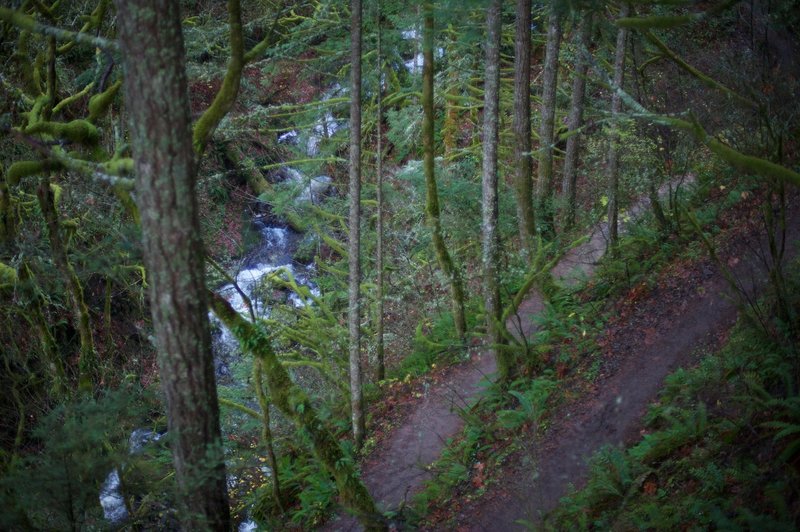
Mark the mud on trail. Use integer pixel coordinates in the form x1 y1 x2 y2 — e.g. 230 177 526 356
323 186 798 531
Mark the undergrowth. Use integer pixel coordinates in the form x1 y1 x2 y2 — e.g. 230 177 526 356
545 271 800 530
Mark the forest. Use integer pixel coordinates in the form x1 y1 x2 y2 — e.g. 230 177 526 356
0 0 799 530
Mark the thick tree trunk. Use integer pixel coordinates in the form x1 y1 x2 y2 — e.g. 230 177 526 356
423 1 467 342
115 2 231 529
536 6 562 238
607 3 630 250
561 14 592 230
209 292 385 530
348 0 365 449
513 0 536 257
483 0 511 383
375 2 385 382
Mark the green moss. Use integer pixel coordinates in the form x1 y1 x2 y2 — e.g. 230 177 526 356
0 261 17 287
88 80 121 122
26 119 100 145
7 160 61 186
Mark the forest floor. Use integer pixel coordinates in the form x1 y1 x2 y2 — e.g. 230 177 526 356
322 185 799 531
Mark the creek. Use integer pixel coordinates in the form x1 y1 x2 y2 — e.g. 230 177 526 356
99 144 336 530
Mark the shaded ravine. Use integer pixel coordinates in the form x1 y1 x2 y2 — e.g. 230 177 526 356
323 182 690 531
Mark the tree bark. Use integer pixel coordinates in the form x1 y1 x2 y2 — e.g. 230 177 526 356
115 2 230 529
536 6 562 238
348 0 365 450
423 1 467 342
607 3 630 250
513 0 536 257
375 1 385 382
561 14 592 231
482 0 511 383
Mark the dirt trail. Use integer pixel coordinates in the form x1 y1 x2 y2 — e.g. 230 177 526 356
322 184 682 530
450 266 739 530
320 178 794 532
443 200 800 530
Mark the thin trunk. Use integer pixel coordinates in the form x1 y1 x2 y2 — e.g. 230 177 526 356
375 1 385 382
19 262 66 398
423 1 467 342
348 0 365 450
209 292 386 530
607 3 630 250
561 14 592 230
536 6 562 238
254 359 284 512
513 0 536 256
0 170 15 246
483 0 511 383
37 177 96 393
115 1 231 528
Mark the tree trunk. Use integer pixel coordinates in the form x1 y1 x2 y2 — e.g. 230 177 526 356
37 177 96 394
482 0 511 383
0 169 15 246
115 2 231 529
348 0 365 450
423 1 467 342
607 3 630 250
375 1 385 382
253 359 283 512
536 6 562 238
513 0 536 257
561 14 592 231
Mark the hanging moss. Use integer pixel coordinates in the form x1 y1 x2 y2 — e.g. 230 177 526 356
87 80 121 122
26 119 100 145
6 160 62 186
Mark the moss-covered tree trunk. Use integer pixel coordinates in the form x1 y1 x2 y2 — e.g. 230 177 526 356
513 0 536 257
536 5 562 238
607 3 630 250
36 177 96 393
208 292 385 530
423 1 467 342
115 1 230 529
482 0 511 383
348 0 366 450
561 14 592 231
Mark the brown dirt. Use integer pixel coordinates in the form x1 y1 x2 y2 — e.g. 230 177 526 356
322 184 798 531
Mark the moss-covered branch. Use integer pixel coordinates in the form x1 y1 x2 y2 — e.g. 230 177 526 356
0 6 118 52
642 30 755 109
208 291 385 530
56 0 110 54
585 49 800 187
617 0 738 30
192 0 244 155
